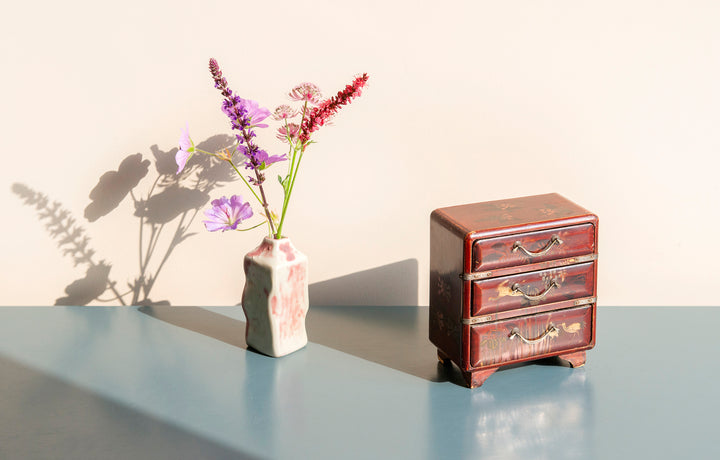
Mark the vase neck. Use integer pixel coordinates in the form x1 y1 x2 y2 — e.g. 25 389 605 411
263 236 290 247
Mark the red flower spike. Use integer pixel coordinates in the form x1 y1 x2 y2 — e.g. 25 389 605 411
300 73 369 143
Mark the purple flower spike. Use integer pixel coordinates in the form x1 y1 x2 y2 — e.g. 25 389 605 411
203 195 254 232
237 146 287 170
222 97 271 129
176 125 195 174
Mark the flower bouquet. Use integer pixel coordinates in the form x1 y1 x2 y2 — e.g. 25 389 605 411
178 58 368 356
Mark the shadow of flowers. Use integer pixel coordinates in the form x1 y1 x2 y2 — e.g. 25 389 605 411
12 134 236 306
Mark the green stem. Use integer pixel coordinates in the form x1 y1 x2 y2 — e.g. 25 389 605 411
253 168 276 237
275 143 306 238
283 141 299 205
274 103 311 239
226 159 264 207
284 119 295 178
236 221 268 232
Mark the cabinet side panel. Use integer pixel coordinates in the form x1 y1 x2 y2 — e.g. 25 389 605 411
429 215 464 365
591 217 598 347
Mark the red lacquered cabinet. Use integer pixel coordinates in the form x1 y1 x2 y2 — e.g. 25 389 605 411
430 193 598 388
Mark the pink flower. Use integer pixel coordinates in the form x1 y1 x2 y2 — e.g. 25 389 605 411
272 105 299 120
203 195 254 232
175 125 195 174
276 123 300 143
288 83 322 105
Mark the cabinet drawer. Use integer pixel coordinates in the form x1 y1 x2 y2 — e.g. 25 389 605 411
472 223 595 272
471 262 595 317
470 305 594 369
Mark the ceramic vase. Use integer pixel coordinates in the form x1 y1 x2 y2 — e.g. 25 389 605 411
241 237 309 357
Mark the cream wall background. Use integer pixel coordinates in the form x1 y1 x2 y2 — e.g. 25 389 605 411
2 0 718 307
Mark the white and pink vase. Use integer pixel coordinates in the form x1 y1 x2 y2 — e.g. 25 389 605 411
241 237 309 357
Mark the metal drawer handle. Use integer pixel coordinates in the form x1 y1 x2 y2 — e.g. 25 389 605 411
509 324 559 345
511 280 559 300
512 235 563 257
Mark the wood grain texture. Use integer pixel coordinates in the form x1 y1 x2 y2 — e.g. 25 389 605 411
470 305 594 369
461 367 498 389
558 350 587 368
428 217 465 366
471 262 595 316
433 193 596 240
472 223 595 272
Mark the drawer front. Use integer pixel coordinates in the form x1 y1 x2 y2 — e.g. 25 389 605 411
471 262 595 317
470 305 594 369
472 223 595 272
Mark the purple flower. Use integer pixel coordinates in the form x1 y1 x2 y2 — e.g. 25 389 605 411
203 195 254 232
256 149 288 168
237 145 287 170
221 97 272 129
175 125 195 174
242 98 272 127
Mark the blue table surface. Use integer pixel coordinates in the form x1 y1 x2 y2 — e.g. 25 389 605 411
0 305 717 460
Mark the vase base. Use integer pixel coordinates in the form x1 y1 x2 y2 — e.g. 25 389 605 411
246 337 307 358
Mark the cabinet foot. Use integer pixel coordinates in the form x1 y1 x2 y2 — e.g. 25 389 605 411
437 349 451 365
461 368 498 388
558 350 586 368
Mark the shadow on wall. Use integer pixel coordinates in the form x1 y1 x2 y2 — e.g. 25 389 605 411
11 134 237 306
309 258 419 307
13 144 419 307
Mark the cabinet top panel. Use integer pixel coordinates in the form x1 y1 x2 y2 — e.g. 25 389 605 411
431 193 597 239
